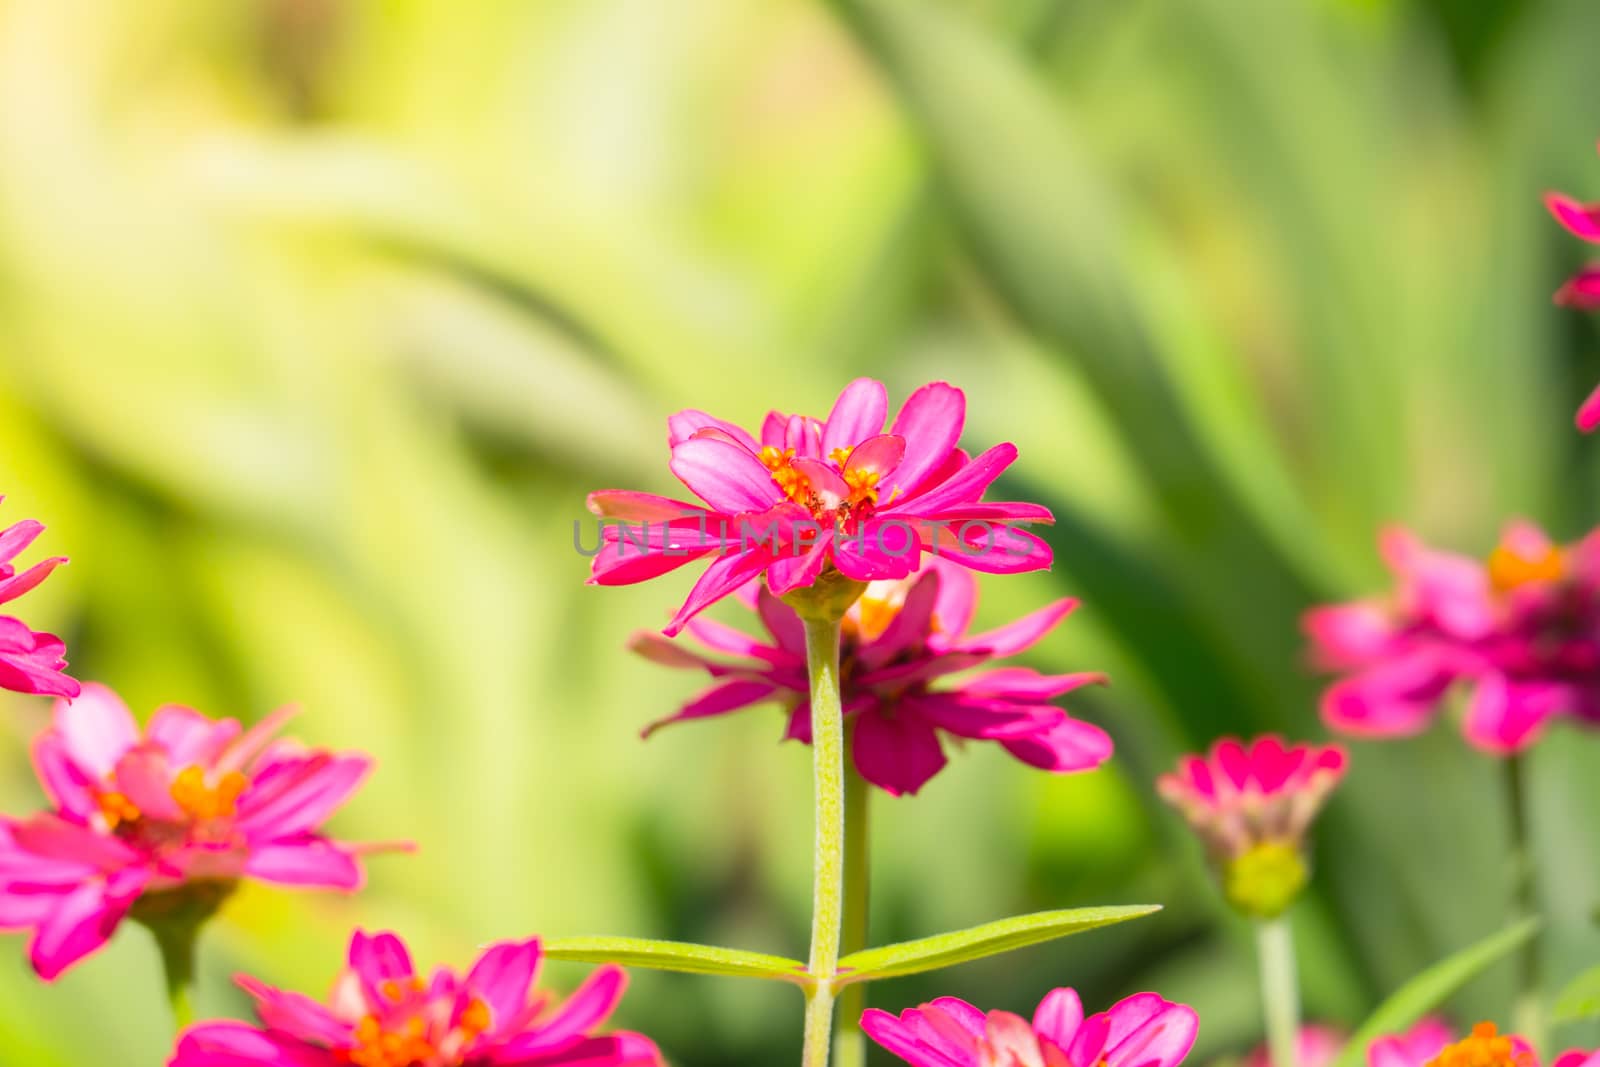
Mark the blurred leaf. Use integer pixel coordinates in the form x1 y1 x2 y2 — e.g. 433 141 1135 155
1554 962 1600 1023
543 936 811 986
1329 918 1541 1067
835 904 1161 986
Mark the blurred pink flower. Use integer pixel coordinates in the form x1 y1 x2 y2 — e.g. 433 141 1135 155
587 378 1054 634
1370 1022 1530 1067
1157 735 1346 916
1546 183 1600 430
1553 1052 1600 1067
0 502 77 698
170 929 664 1067
861 987 1198 1067
632 558 1109 796
0 683 403 979
1244 1024 1348 1067
1305 521 1600 754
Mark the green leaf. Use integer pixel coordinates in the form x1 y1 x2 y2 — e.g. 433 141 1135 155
835 905 1161 987
1554 963 1600 1023
1329 919 1541 1067
542 937 812 987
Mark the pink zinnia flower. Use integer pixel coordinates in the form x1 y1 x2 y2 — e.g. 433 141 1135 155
861 987 1199 1067
170 929 664 1067
0 683 400 979
1157 736 1346 917
1545 178 1600 431
1244 1025 1348 1067
587 378 1054 634
1305 521 1600 754
0 501 78 698
632 558 1110 796
1370 1022 1532 1067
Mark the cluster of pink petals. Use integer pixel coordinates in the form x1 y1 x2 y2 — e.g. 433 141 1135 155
1156 735 1346 860
1244 1024 1349 1067
171 929 663 1067
588 379 1055 635
1366 1019 1467 1067
1305 521 1600 754
861 987 1199 1067
1545 179 1600 430
632 558 1110 796
0 684 398 979
0 501 78 698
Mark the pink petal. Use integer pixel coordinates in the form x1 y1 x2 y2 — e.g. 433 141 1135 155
1102 997 1199 1067
348 930 415 998
932 523 1054 574
498 965 627 1057
628 631 727 672
861 1008 969 1067
1034 988 1085 1050
30 734 100 821
852 711 947 796
512 1033 665 1067
863 568 943 663
756 585 807 655
169 1021 332 1067
960 668 1107 701
0 623 79 698
215 705 299 777
587 490 707 523
1303 601 1398 669
891 444 1018 516
785 414 823 457
844 435 907 484
0 556 66 606
959 599 1077 657
669 437 784 514
791 458 851 510
683 617 790 666
53 683 140 778
760 411 789 448
0 519 44 566
667 409 761 452
147 705 242 771
244 840 363 889
1548 192 1600 242
823 379 889 454
1579 379 1600 432
589 534 718 587
11 813 141 870
1551 1053 1600 1067
886 382 967 500
641 678 780 738
1461 675 1563 754
663 550 776 637
834 525 919 582
30 875 140 981
114 746 184 821
236 974 353 1046
902 692 1055 740
237 754 372 838
465 938 542 1035
767 535 834 596
1319 647 1458 738
1002 715 1114 773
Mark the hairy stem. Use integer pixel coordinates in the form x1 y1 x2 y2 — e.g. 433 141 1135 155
801 615 847 1067
833 760 872 1067
1256 916 1300 1067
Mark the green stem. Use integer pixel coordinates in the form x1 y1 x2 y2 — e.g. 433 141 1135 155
152 920 199 1031
1505 753 1543 1048
801 615 848 1067
833 760 872 1067
1256 917 1300 1067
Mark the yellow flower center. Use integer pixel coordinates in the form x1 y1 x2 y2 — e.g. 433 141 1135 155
170 766 249 821
760 444 882 516
344 1015 436 1067
1426 1023 1532 1067
97 790 142 830
1488 542 1565 593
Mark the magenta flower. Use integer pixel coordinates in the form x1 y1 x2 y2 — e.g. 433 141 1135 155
170 929 664 1067
1553 1053 1600 1067
1157 736 1346 917
0 501 78 698
861 987 1199 1067
1305 521 1600 754
1546 182 1600 430
0 683 401 979
587 378 1054 634
1244 1025 1348 1067
1370 1022 1532 1067
631 558 1110 796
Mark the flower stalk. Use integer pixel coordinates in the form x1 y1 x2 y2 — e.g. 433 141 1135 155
801 612 849 1067
1504 753 1543 1050
834 759 871 1067
1256 917 1300 1067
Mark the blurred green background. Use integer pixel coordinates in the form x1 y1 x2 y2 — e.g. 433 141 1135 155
1 0 1599 1062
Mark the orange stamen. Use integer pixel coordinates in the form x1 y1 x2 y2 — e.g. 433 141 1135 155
1488 542 1565 593
343 1014 437 1067
1426 1023 1534 1067
170 765 249 821
97 791 141 830
459 997 492 1038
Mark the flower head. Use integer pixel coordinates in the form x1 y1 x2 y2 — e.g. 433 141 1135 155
588 378 1054 634
1371 1023 1533 1067
1306 521 1600 754
1546 175 1600 431
1244 1024 1348 1067
861 987 1198 1067
1157 735 1347 917
0 683 402 979
632 558 1110 796
0 500 78 698
170 929 664 1067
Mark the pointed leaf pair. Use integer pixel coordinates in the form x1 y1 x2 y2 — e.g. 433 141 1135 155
542 937 812 987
